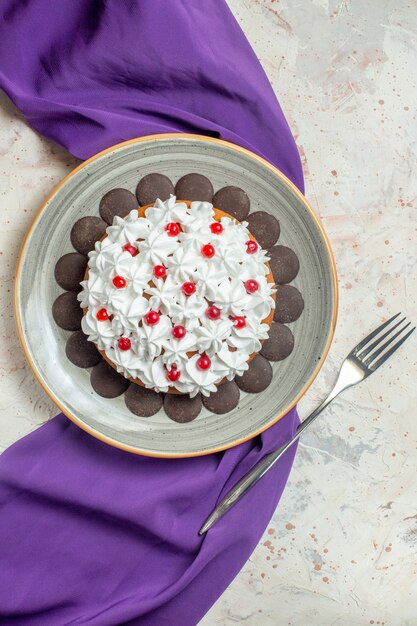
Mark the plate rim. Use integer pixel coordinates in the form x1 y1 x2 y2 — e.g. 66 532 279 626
14 133 339 458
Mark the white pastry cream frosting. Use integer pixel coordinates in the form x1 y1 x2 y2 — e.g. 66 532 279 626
79 196 275 397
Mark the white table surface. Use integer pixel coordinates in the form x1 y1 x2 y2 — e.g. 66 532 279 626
1 1 416 624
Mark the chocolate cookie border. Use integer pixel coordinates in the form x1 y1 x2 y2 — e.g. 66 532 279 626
53 173 304 423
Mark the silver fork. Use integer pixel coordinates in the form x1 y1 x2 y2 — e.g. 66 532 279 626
199 313 415 535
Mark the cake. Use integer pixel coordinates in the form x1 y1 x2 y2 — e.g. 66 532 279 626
52 172 304 422
78 196 276 398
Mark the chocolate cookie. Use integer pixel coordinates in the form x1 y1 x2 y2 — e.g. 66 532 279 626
125 383 163 417
212 186 250 221
260 323 294 361
246 212 280 249
136 173 175 206
54 253 87 292
235 355 273 393
164 393 202 423
52 292 83 331
268 245 299 284
90 360 129 398
99 188 138 224
65 330 102 368
274 285 304 323
202 381 240 414
70 216 107 255
175 173 214 202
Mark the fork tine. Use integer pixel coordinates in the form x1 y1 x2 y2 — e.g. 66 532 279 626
352 312 401 356
358 317 406 359
368 326 415 371
363 322 411 366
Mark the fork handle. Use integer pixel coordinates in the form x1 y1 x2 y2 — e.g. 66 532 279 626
198 379 346 535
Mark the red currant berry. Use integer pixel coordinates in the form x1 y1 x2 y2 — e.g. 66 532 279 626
231 315 246 329
172 325 186 339
182 282 196 296
144 310 160 326
197 354 211 371
123 243 138 256
201 244 215 258
118 337 131 351
165 222 180 237
210 222 223 234
166 365 181 382
113 275 127 289
153 265 167 279
246 240 258 254
96 308 109 321
206 305 221 320
244 279 259 294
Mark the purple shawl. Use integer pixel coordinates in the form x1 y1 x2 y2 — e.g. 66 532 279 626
0 1 303 624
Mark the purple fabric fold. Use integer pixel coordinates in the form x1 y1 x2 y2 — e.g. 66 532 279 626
0 1 303 624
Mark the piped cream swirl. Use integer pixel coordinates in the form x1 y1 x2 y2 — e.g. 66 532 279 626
79 196 275 397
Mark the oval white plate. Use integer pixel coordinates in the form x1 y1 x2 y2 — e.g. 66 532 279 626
15 134 337 457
